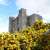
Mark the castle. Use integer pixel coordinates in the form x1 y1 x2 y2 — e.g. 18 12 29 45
9 8 42 32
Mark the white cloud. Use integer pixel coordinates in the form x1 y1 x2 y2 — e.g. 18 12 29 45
16 0 50 22
0 22 8 32
16 0 48 12
0 16 8 32
0 0 9 5
0 26 8 32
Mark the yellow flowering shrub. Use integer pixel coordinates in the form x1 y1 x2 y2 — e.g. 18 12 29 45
0 19 50 50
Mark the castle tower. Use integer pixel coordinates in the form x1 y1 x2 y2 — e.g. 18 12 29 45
17 8 27 31
19 8 27 16
9 17 15 32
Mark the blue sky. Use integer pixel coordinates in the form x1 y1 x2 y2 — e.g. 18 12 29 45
0 0 50 32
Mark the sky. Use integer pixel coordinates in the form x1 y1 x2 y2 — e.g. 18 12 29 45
0 0 50 32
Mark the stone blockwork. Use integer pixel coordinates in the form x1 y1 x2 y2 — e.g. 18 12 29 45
9 8 43 32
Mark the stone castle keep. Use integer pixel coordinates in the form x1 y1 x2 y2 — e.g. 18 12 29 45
9 8 42 32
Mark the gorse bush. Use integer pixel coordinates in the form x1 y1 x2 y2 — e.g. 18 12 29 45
0 19 50 50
